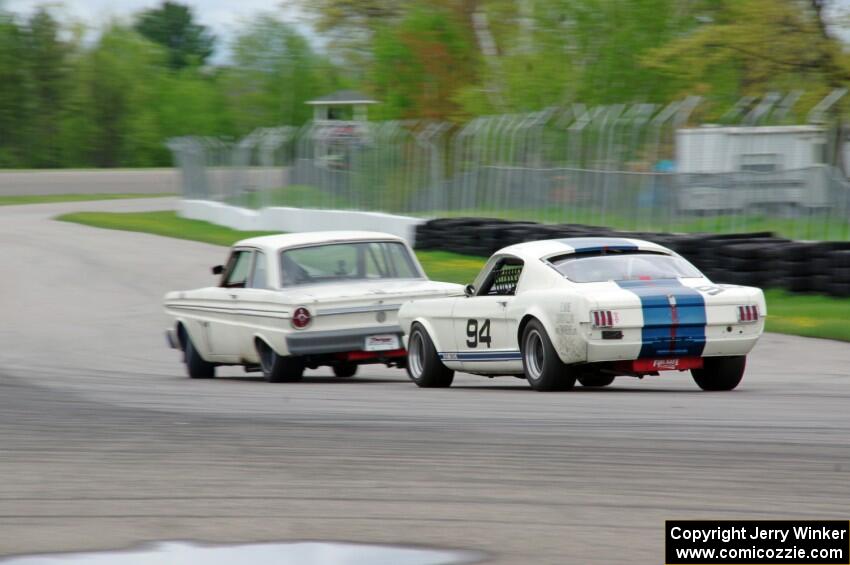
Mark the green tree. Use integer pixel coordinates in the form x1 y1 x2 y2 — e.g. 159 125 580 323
0 13 27 166
223 15 342 133
295 0 405 66
134 1 214 69
0 7 350 168
22 8 68 167
154 69 234 141
371 6 478 120
301 0 697 118
640 0 850 120
457 0 700 115
73 25 168 166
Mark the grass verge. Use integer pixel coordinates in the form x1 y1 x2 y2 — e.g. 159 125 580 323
761 289 850 342
57 210 850 342
57 210 277 247
0 193 173 206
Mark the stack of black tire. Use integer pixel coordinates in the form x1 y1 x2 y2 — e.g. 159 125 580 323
766 242 850 297
415 218 850 297
671 234 790 288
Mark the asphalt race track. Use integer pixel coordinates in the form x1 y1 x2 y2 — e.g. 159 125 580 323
1 199 849 564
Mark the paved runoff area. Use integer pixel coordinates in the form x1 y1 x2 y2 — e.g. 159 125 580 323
1 199 849 564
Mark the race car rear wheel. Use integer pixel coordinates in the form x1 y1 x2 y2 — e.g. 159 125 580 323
691 356 746 391
578 374 615 387
333 363 358 378
406 324 454 388
185 333 215 379
521 320 575 392
257 341 304 383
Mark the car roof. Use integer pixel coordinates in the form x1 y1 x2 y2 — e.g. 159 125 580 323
498 237 673 261
234 231 406 252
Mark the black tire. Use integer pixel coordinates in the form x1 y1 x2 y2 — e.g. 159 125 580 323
257 341 304 383
185 333 215 379
578 374 615 387
521 320 576 392
333 363 358 378
406 324 454 388
691 356 746 391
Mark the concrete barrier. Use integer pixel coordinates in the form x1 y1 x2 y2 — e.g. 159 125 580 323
179 200 426 244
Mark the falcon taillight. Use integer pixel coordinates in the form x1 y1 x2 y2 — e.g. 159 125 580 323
291 307 312 329
591 310 615 328
737 305 760 323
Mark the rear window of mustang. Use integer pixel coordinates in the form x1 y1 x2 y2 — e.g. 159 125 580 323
280 241 421 286
548 250 703 283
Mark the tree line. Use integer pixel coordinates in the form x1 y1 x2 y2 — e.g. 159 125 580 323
0 0 848 168
311 0 850 122
0 3 342 168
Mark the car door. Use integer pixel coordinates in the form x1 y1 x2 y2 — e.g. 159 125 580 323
233 250 278 359
206 248 254 360
452 256 525 373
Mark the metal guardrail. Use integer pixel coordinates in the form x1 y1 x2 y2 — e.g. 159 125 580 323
168 96 850 241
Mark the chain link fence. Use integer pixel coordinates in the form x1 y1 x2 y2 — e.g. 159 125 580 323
169 95 850 241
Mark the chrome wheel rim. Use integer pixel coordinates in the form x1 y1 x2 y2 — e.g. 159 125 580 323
408 331 425 378
524 329 545 380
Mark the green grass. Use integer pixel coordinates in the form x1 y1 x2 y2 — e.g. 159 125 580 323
57 210 850 342
0 193 173 206
415 250 485 285
762 289 850 342
56 210 278 247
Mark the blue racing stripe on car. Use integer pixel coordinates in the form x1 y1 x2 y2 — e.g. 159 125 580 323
616 279 707 358
439 351 522 362
557 238 639 254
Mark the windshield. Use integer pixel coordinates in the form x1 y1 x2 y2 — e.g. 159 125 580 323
549 252 703 283
280 241 421 286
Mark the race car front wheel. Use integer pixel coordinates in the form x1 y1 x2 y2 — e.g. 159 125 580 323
406 324 454 388
691 356 746 391
257 341 304 383
521 320 576 392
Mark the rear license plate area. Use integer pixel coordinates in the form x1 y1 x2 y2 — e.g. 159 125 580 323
364 334 400 352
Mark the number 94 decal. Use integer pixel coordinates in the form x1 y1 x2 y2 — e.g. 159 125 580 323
466 319 492 348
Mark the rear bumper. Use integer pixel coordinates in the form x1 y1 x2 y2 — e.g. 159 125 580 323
582 324 762 364
286 325 403 356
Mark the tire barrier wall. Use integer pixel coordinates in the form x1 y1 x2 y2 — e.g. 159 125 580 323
415 218 850 297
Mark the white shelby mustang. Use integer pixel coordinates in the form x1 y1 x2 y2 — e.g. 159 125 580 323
398 237 766 392
164 231 462 382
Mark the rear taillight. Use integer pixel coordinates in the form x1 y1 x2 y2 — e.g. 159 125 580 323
591 310 615 328
291 306 312 329
737 305 760 323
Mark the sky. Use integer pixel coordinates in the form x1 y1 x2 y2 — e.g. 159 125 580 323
1 0 311 61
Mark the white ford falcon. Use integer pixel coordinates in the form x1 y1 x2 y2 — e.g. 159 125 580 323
164 231 462 382
398 237 766 391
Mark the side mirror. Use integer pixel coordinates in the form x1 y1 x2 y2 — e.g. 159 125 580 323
464 284 475 297
211 265 224 275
